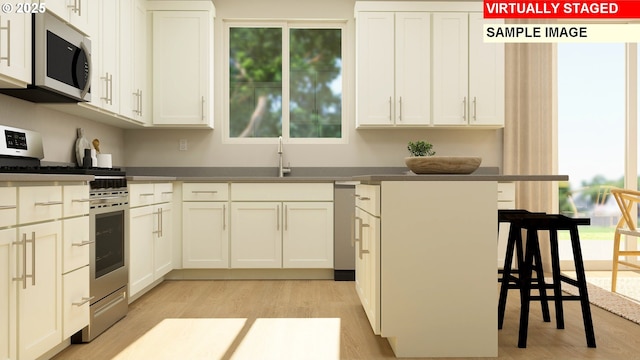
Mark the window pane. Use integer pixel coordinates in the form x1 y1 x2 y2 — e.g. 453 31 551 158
289 28 342 138
229 27 282 138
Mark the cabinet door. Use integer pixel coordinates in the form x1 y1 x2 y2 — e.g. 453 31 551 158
395 12 430 126
0 11 31 88
63 185 90 218
432 13 469 126
283 202 333 268
18 186 62 224
17 222 63 360
129 206 154 297
62 216 90 274
152 11 212 127
358 210 380 335
182 202 229 268
468 13 504 126
231 202 281 268
46 0 91 35
0 187 16 228
0 228 16 360
356 12 395 127
153 204 173 279
119 0 148 124
62 265 89 339
96 0 120 113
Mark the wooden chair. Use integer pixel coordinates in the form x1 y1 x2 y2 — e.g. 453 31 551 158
611 188 640 292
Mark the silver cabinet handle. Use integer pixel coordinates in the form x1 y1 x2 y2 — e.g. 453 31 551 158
359 224 370 259
473 96 477 121
276 204 280 231
13 233 27 289
359 197 371 201
72 296 95 307
0 18 10 66
191 190 218 194
284 204 288 231
201 96 205 121
80 39 91 100
462 96 467 122
388 96 392 122
0 205 17 209
399 96 402 121
222 204 226 230
100 73 112 104
353 216 362 247
160 207 163 237
35 201 63 206
161 191 174 195
72 198 91 203
153 208 162 235
133 90 140 115
139 193 154 197
139 90 143 116
72 240 94 247
68 0 80 15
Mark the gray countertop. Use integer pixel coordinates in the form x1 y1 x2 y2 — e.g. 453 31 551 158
353 174 568 182
0 174 94 182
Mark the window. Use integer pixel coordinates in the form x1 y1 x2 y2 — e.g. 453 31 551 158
225 22 344 142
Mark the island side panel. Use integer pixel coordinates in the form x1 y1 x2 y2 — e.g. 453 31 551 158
380 181 498 358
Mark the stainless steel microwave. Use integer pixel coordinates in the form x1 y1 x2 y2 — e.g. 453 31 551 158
0 12 91 103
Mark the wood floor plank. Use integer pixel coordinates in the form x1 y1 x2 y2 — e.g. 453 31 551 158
52 280 640 360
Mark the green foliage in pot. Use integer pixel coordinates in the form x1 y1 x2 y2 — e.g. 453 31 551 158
407 140 436 157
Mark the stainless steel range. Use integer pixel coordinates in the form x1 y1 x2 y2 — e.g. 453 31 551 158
0 125 129 342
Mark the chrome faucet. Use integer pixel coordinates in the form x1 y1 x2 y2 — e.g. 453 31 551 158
278 136 291 177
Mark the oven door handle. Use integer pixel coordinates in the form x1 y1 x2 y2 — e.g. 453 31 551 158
92 196 128 201
72 240 95 247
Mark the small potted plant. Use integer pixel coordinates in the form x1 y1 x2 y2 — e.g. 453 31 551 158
407 140 436 157
405 140 481 174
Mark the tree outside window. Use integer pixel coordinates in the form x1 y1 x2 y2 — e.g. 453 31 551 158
228 24 343 139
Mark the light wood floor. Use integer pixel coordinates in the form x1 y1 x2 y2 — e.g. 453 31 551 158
52 279 640 360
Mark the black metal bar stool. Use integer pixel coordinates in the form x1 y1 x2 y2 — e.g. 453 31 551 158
515 214 596 348
497 210 551 330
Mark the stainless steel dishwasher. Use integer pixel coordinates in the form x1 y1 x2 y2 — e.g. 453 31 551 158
334 181 357 280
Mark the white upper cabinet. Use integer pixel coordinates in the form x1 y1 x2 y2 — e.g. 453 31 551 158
356 12 430 127
0 11 32 88
355 2 504 129
119 0 149 125
432 12 504 127
46 0 91 35
151 9 213 128
88 0 120 114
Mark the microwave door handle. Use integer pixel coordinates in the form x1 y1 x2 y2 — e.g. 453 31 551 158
80 40 91 100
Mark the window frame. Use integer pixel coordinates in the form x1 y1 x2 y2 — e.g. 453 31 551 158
223 19 348 145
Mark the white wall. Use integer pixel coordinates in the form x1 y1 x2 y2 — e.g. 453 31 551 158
123 0 504 169
0 94 125 165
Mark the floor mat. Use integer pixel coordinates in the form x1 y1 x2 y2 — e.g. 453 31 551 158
563 276 640 325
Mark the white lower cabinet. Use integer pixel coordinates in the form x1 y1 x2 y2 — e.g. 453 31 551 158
128 183 173 298
182 202 229 268
354 189 381 335
16 221 63 360
230 202 282 268
0 228 16 360
62 266 90 339
229 183 334 270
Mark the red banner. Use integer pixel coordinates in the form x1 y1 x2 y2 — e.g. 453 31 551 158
484 0 640 18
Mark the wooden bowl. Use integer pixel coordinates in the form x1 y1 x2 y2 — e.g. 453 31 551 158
405 156 482 174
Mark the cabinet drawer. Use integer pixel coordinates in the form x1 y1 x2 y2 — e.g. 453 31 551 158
18 186 63 224
63 185 90 218
63 266 90 339
497 182 515 202
0 187 17 227
129 183 156 207
155 183 174 204
63 216 90 273
355 184 380 216
231 183 333 201
183 183 229 201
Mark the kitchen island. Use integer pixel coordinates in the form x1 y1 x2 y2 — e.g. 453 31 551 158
351 174 567 358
